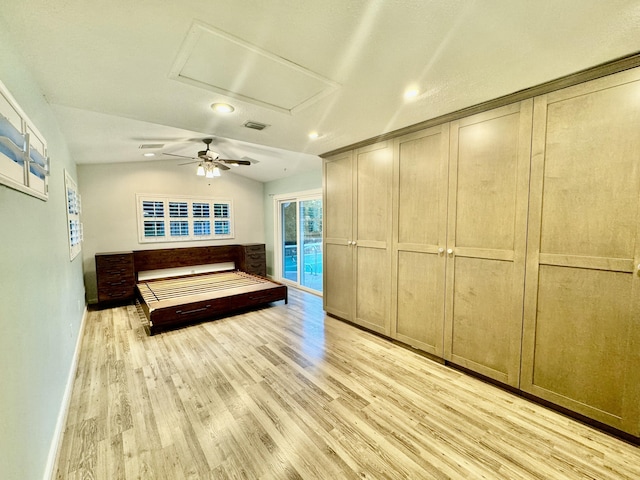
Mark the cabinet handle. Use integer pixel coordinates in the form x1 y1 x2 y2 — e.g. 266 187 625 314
438 247 445 255
347 241 352 245
176 305 211 315
447 248 454 256
352 241 357 246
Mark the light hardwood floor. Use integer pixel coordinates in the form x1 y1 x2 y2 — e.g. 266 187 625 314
54 288 640 479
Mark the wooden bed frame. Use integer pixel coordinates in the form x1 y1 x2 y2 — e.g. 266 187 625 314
133 245 287 334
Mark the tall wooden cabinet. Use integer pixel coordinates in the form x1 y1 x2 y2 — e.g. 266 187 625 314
324 141 393 335
238 243 267 277
324 65 640 436
96 251 136 305
324 150 354 322
521 68 640 435
390 102 533 386
443 101 533 387
392 124 449 357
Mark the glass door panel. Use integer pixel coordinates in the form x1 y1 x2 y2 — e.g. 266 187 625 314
281 201 298 283
300 199 323 292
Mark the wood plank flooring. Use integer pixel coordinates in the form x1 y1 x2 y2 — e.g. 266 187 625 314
54 289 640 479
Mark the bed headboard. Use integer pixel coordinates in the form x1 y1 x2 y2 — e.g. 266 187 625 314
95 244 266 305
133 245 241 275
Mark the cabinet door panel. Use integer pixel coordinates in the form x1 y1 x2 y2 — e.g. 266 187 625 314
449 257 517 383
323 151 354 318
355 246 388 333
392 125 449 356
397 130 446 246
324 243 353 320
356 143 392 245
523 68 640 435
396 251 445 355
533 265 632 418
445 101 533 387
325 152 353 241
455 113 519 251
540 82 640 260
354 142 393 334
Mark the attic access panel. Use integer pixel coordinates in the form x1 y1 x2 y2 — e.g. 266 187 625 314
170 21 340 115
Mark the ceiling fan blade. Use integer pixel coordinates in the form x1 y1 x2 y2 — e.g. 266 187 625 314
213 162 231 170
164 152 197 160
219 159 252 165
178 160 200 166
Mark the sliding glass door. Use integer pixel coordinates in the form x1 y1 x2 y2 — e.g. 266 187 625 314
281 200 299 283
276 191 322 294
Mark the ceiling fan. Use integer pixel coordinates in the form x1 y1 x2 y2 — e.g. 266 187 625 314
164 138 252 178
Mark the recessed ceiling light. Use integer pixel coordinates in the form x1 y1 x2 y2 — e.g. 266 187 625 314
404 88 419 100
143 152 156 157
211 103 235 113
308 131 320 139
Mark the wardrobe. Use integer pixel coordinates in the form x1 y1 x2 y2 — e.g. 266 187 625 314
323 65 640 436
324 142 393 335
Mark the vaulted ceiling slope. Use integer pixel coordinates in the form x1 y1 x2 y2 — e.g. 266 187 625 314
1 1 639 182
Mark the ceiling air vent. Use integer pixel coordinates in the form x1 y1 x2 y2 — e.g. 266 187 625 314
244 121 268 131
138 144 165 149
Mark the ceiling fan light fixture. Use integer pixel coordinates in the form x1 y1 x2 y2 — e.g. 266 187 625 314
196 163 205 176
213 166 221 177
205 168 215 178
211 102 235 113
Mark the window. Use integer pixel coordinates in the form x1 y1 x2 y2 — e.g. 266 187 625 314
169 201 188 218
144 221 165 238
213 202 231 235
141 200 165 238
214 220 230 235
192 202 211 237
136 194 233 243
0 79 49 201
143 200 164 217
169 221 189 237
65 170 83 260
194 220 211 236
193 202 209 217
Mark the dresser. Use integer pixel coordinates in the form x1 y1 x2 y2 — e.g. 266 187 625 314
238 243 267 276
95 251 136 305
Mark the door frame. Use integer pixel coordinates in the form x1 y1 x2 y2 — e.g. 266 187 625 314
273 188 323 295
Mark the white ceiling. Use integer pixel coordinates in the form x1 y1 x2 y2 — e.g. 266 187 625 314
1 1 639 182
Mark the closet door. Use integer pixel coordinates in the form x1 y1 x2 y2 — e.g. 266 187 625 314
392 125 449 356
444 101 533 387
522 69 640 434
323 150 354 321
354 141 393 335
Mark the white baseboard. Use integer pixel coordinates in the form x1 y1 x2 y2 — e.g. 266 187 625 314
43 305 88 480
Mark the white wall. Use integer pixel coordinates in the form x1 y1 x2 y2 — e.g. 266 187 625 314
78 159 265 303
0 20 86 480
